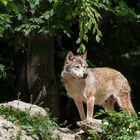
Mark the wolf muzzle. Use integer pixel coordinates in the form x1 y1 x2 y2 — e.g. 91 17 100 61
83 73 88 79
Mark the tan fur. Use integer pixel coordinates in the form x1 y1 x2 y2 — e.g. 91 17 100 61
61 51 135 121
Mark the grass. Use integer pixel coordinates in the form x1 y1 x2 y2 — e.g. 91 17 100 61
1 104 140 140
0 106 59 140
88 110 140 140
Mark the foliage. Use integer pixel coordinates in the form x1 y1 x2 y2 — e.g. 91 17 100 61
74 0 102 53
88 129 100 140
0 14 12 37
0 0 12 6
0 0 139 52
88 110 140 140
0 64 6 78
0 105 59 140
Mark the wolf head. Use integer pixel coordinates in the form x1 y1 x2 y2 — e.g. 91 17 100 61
62 51 88 79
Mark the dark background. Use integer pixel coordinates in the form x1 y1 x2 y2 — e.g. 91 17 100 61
0 0 140 126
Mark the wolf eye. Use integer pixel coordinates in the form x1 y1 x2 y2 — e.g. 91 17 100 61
75 65 80 68
83 65 87 68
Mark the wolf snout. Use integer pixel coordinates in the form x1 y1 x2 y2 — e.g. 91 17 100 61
83 73 88 78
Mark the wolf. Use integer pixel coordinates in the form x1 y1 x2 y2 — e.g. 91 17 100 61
61 51 135 121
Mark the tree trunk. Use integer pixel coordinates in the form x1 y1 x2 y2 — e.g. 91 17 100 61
15 50 29 101
27 34 59 117
15 34 59 118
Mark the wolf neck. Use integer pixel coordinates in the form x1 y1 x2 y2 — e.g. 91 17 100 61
61 71 86 98
61 71 84 83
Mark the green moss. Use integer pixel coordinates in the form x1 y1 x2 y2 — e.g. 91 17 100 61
0 106 59 140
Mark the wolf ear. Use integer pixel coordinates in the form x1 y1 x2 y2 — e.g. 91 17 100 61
81 51 87 59
66 51 74 63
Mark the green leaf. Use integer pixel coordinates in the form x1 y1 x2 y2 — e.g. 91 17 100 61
17 13 23 21
88 129 100 140
40 9 54 20
97 30 102 37
93 27 97 34
87 17 93 30
0 0 12 6
76 38 81 44
0 64 5 78
48 0 53 2
83 34 88 42
77 43 86 53
1 0 7 6
66 14 72 20
95 35 101 43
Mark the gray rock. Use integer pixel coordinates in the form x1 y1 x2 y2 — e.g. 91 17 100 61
0 100 48 140
55 127 86 140
77 119 102 133
0 116 35 140
0 100 47 117
0 100 89 140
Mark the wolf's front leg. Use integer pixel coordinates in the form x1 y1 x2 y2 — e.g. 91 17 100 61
86 96 95 121
74 99 85 120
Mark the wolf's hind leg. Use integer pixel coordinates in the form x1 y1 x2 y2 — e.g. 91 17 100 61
74 99 85 120
102 95 115 111
116 92 135 115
